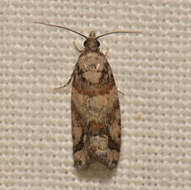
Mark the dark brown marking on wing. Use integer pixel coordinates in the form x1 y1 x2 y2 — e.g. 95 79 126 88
107 100 121 152
73 135 84 153
107 100 120 125
99 63 112 84
108 135 120 152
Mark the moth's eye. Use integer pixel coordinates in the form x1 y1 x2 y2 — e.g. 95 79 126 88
97 41 100 47
84 40 88 47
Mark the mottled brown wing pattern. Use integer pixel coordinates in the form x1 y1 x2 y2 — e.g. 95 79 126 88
71 51 121 169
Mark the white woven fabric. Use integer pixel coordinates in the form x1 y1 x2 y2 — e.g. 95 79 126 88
1 0 191 189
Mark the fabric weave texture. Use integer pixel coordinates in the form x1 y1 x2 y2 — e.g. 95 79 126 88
1 0 191 189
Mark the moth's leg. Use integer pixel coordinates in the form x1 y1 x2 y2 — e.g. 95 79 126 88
53 71 74 90
104 48 109 57
118 90 125 95
73 41 83 53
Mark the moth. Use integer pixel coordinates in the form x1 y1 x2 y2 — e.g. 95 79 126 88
35 22 139 169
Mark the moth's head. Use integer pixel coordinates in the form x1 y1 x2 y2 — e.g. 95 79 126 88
83 31 100 51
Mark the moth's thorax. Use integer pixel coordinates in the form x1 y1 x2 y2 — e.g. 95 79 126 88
84 31 100 51
78 51 106 84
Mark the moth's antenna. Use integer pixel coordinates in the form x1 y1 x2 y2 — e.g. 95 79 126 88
96 31 141 39
34 22 88 39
